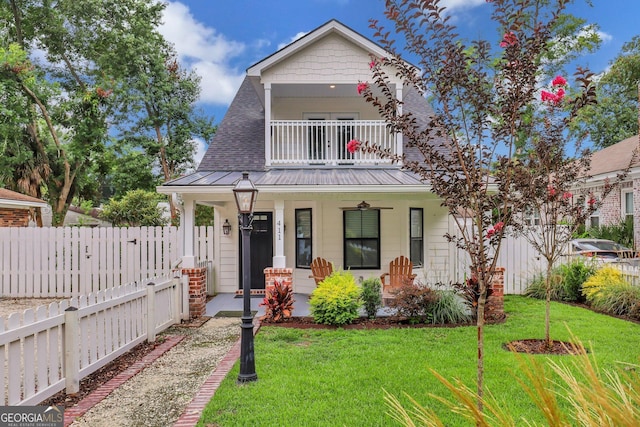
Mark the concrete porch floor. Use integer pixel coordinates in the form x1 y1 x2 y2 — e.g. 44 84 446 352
204 293 397 318
205 293 312 318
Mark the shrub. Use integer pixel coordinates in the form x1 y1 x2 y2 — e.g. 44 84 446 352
309 271 361 326
259 280 295 322
524 273 564 300
430 289 472 325
556 259 596 302
591 283 640 316
387 284 439 324
582 265 628 303
360 277 382 319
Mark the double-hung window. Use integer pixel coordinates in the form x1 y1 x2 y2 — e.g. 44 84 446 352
344 210 380 269
623 190 634 222
410 208 424 267
295 209 312 268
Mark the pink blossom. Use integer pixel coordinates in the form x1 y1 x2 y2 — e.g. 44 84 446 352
588 196 596 206
486 227 495 239
541 90 556 103
369 60 376 69
499 32 518 48
552 75 567 87
547 185 556 197
357 82 369 95
346 139 361 154
494 222 504 232
562 191 573 200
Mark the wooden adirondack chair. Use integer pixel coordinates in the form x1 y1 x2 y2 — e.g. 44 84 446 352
309 257 333 286
380 255 417 302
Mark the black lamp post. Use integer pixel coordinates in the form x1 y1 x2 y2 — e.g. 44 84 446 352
233 172 258 383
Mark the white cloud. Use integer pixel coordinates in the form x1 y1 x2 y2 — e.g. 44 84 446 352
192 136 208 168
277 32 308 51
439 0 486 11
159 2 245 106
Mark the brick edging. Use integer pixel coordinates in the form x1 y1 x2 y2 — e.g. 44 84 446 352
64 335 185 426
173 320 262 427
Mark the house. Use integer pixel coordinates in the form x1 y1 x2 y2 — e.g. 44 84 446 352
582 135 640 248
0 188 48 227
158 20 457 308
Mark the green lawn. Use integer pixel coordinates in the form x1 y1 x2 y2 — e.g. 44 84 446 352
198 296 640 426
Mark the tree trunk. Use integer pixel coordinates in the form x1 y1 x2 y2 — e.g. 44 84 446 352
545 262 552 347
476 279 487 415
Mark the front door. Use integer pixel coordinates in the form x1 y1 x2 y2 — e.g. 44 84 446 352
239 212 273 290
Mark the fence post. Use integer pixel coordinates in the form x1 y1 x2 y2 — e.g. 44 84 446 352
181 274 189 321
172 276 181 324
147 282 156 343
64 307 80 394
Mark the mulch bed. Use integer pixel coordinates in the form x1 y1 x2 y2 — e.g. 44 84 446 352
504 339 586 355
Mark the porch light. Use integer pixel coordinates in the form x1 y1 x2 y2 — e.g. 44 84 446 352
222 219 231 235
233 172 258 214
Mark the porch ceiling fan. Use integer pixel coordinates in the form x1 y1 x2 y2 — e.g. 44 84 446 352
340 201 393 211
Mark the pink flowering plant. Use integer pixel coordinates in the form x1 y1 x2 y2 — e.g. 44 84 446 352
350 0 630 416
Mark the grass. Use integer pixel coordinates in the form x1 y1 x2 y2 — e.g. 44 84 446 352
197 296 640 426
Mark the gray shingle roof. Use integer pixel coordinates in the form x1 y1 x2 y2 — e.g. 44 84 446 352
197 76 265 172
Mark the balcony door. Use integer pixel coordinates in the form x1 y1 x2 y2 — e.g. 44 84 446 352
303 113 358 163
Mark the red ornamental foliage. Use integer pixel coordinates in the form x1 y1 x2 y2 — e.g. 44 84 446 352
95 87 113 98
259 280 295 322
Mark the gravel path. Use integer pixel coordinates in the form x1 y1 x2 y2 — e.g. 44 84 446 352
71 317 240 427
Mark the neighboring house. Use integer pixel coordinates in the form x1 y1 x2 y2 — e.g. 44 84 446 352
159 20 455 295
0 188 48 227
581 135 640 249
40 205 112 227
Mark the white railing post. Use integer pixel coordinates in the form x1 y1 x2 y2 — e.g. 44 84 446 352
147 282 156 343
64 306 80 394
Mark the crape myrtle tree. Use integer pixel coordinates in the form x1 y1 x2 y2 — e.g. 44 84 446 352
348 0 602 410
511 75 635 349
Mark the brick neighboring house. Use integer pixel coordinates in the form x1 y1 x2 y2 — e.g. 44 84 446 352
0 188 48 227
582 135 640 249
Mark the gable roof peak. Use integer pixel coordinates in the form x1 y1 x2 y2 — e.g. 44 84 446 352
247 19 390 76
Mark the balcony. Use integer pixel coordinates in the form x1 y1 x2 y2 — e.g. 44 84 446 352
269 120 399 166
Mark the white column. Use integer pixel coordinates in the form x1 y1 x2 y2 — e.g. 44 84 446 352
265 83 272 167
273 200 286 267
395 84 404 159
182 196 195 268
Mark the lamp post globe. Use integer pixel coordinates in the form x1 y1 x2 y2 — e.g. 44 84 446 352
233 172 258 383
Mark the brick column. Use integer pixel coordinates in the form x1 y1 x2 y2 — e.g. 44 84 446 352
485 267 505 322
181 267 207 318
263 267 293 292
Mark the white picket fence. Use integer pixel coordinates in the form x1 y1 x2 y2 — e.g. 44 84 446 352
0 226 213 298
0 276 183 406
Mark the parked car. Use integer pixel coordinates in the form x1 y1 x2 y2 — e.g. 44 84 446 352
569 239 640 266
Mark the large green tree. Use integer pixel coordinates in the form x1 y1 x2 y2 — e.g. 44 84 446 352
574 35 640 147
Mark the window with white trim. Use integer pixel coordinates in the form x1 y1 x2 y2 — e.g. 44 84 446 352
295 209 312 268
410 208 424 267
623 190 634 222
344 209 380 269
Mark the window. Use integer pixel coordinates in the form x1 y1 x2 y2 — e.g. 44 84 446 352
589 208 600 228
295 209 312 268
623 191 634 221
524 208 541 226
410 208 423 267
344 210 380 269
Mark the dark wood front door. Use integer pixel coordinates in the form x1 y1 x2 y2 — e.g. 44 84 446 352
239 212 273 290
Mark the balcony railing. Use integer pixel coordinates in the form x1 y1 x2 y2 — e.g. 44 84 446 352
269 120 398 166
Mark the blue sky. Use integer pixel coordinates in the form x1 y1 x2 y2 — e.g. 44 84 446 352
157 0 640 161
